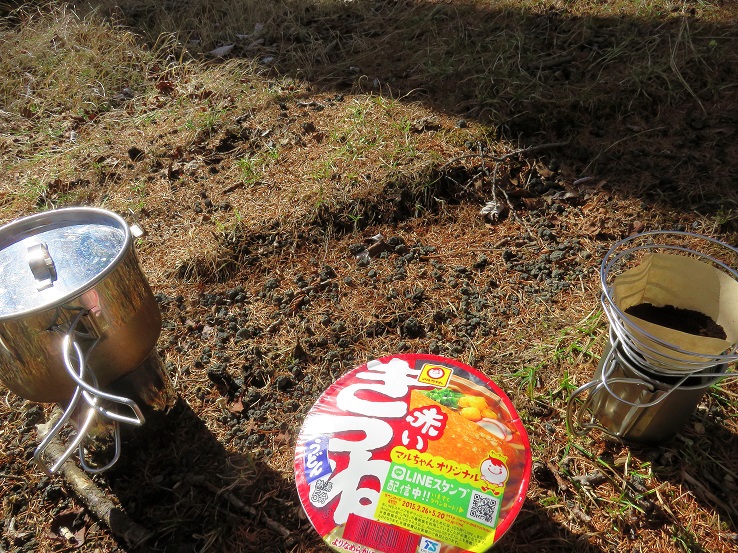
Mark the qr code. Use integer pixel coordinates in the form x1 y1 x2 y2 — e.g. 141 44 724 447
467 490 500 527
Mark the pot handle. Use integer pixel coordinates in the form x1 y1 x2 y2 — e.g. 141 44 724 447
598 347 689 408
566 374 661 438
127 208 145 238
34 311 145 474
27 242 57 291
60 333 145 427
566 380 613 437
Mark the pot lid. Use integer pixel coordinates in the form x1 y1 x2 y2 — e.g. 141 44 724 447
294 353 532 553
0 208 130 318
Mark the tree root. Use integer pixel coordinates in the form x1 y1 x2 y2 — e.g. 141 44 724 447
36 408 153 549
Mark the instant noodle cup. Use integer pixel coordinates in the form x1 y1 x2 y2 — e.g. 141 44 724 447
294 354 531 553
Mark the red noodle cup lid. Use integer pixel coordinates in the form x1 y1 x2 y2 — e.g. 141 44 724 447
294 354 531 553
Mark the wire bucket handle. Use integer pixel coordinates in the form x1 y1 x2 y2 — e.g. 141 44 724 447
567 339 731 439
567 378 633 437
600 230 738 372
598 345 692 408
567 337 687 439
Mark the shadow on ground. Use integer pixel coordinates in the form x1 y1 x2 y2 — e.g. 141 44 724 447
499 498 606 552
84 0 738 216
646 415 738 545
103 396 618 553
106 399 315 553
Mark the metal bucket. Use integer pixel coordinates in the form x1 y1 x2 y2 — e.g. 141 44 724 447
567 334 725 444
567 231 738 444
0 207 161 402
599 231 738 374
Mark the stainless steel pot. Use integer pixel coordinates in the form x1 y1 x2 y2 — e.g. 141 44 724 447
0 207 161 403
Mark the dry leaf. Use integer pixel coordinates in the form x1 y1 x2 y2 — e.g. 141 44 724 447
49 508 86 547
628 220 645 235
288 295 307 313
274 431 291 447
411 117 440 133
229 398 245 414
550 189 580 200
535 161 554 178
354 234 389 262
480 200 508 223
155 80 175 94
582 216 606 237
582 215 617 238
520 197 544 210
210 44 235 58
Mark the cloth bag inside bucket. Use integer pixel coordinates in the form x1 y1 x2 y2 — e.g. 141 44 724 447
612 252 738 368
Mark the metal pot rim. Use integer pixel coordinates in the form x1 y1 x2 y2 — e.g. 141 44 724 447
0 207 132 321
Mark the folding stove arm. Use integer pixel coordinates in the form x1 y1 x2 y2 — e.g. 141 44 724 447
34 310 145 474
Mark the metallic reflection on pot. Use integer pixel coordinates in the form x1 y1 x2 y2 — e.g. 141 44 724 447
0 208 162 403
567 332 725 444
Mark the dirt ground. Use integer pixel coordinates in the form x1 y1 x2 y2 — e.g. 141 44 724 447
2 1 738 553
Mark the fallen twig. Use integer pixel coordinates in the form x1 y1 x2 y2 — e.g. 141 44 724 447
571 470 608 488
185 475 292 538
547 460 570 492
439 139 571 172
36 409 153 549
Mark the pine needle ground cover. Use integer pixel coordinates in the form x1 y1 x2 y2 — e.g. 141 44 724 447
1 1 738 552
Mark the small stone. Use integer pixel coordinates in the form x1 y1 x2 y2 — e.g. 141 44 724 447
349 243 365 255
128 146 144 161
402 317 424 338
320 265 337 280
